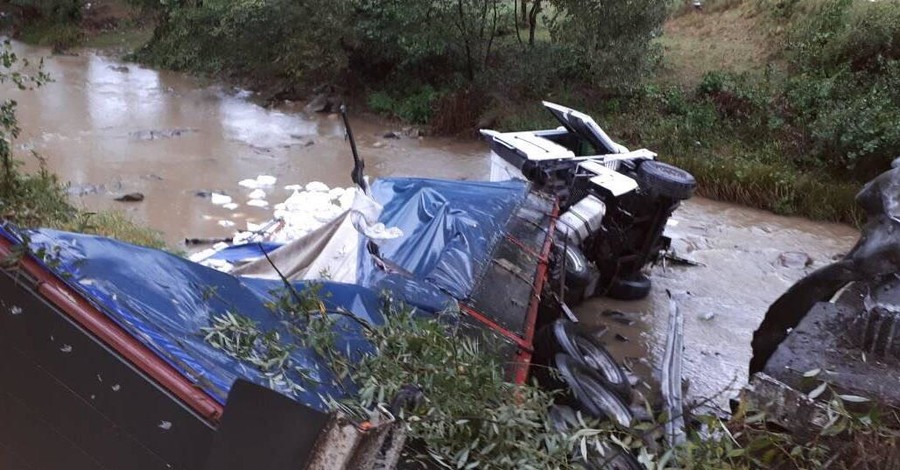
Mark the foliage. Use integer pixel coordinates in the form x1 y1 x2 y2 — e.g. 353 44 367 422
547 0 667 91
203 282 900 469
368 87 442 125
17 19 84 50
781 0 900 176
204 288 638 468
67 211 166 250
11 0 83 23
345 305 583 468
137 0 351 86
353 0 514 84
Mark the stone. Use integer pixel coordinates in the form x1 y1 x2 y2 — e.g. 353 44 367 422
114 192 144 202
778 251 813 269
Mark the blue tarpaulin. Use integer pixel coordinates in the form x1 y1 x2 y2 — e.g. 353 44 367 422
0 178 531 410
361 178 528 299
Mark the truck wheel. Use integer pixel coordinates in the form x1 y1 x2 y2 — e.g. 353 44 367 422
605 274 652 301
555 354 633 427
533 320 631 400
552 241 596 307
638 161 696 200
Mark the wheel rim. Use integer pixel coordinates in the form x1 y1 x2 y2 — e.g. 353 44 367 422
576 371 633 427
573 336 626 387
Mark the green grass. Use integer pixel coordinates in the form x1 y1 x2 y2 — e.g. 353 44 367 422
82 26 153 51
656 0 777 87
19 20 84 50
62 210 167 250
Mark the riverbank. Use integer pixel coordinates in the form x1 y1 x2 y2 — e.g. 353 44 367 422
4 36 862 404
7 0 895 226
6 35 896 468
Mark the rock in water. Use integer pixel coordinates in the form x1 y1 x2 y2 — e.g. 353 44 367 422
778 252 812 269
115 192 144 202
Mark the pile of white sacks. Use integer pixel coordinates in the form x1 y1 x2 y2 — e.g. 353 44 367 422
205 175 357 244
191 175 400 274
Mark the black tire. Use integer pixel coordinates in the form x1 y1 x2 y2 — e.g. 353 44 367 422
550 405 642 470
533 320 631 400
638 160 696 200
552 241 596 307
556 354 634 427
605 274 652 301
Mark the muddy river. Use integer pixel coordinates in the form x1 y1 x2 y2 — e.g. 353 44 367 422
5 41 860 409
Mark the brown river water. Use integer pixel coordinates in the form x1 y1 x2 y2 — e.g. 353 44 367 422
4 41 861 409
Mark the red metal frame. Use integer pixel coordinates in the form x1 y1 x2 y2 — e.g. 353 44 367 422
459 201 559 385
0 238 225 423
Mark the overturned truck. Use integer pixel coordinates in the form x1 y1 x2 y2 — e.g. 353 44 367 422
0 104 689 468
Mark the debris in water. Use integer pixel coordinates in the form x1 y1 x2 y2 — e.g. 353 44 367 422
256 175 276 186
129 128 196 141
222 202 239 210
239 175 277 189
305 181 329 192
67 183 105 196
218 220 235 228
158 421 173 431
664 252 705 267
247 189 266 199
614 333 630 342
602 310 627 319
778 251 813 269
115 192 145 202
700 312 716 321
210 193 232 205
247 199 269 208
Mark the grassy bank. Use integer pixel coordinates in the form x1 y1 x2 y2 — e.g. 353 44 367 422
130 0 896 225
4 0 151 53
7 0 895 226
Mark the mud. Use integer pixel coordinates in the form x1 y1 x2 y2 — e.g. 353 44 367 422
5 41 860 407
577 199 858 410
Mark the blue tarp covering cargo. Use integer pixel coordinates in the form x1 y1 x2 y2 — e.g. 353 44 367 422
0 178 534 412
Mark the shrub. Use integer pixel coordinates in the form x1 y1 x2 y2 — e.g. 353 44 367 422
139 0 351 88
367 86 442 125
11 0 83 23
548 0 668 92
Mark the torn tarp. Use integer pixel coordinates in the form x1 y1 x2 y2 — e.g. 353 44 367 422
221 177 530 302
